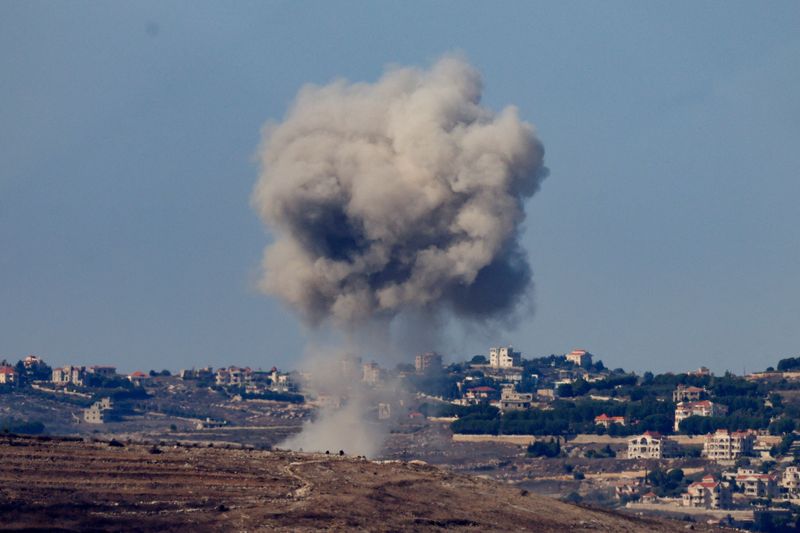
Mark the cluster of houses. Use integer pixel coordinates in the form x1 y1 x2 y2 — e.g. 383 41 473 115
49 364 143 387
0 353 300 400
624 467 799 510
623 428 773 462
212 365 294 394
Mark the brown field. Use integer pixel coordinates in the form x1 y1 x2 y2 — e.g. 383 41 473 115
0 435 717 532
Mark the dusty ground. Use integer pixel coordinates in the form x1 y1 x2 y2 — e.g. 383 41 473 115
0 435 718 532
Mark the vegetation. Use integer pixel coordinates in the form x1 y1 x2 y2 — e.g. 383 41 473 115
645 467 688 498
1 417 45 435
526 438 561 458
777 357 800 372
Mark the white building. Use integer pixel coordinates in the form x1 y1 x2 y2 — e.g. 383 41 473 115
726 469 778 498
565 349 592 367
87 366 117 378
489 346 521 368
702 429 754 462
672 385 706 403
682 476 732 509
216 366 251 387
782 466 800 495
362 362 383 385
674 400 727 431
52 365 86 386
627 431 679 459
498 387 534 411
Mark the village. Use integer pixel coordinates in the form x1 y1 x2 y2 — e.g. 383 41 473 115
3 348 800 531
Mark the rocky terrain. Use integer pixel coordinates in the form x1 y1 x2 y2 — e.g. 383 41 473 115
0 435 717 532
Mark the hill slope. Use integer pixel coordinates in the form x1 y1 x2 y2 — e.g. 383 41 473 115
0 435 711 532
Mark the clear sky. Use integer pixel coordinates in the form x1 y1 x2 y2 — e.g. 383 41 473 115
2 1 799 374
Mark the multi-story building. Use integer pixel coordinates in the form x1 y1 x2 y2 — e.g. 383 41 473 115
782 466 800 495
0 366 17 385
726 469 779 498
498 387 533 411
627 431 679 459
87 366 117 378
52 365 86 386
269 367 293 392
594 413 626 428
489 346 521 369
216 366 251 387
83 397 114 424
179 367 214 380
703 429 754 462
566 349 592 367
415 352 443 373
672 385 706 403
362 362 383 386
674 400 727 431
683 476 732 509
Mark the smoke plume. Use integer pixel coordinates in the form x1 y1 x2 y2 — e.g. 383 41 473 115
252 55 547 328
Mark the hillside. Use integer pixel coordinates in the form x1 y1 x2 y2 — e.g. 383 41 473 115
0 435 715 532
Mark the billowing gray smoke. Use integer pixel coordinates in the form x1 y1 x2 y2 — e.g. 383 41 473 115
253 56 547 327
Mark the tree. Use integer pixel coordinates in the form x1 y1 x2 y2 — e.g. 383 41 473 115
557 383 574 398
470 355 487 365
769 417 796 435
527 438 561 458
778 357 800 372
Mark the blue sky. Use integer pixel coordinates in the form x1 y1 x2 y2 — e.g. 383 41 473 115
1 1 798 373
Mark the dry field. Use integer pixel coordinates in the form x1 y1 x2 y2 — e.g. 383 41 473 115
0 435 716 532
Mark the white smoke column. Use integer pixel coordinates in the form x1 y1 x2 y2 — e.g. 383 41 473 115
279 349 405 458
252 55 547 328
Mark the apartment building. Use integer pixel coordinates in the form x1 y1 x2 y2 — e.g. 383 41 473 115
415 352 443 373
702 429 754 462
52 365 86 386
726 469 778 498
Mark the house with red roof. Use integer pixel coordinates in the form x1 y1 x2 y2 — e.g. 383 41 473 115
682 475 732 509
594 413 626 428
464 385 498 404
128 371 148 385
725 468 778 498
0 365 17 385
641 491 659 504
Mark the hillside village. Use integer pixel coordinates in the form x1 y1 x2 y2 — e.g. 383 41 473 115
3 348 800 530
